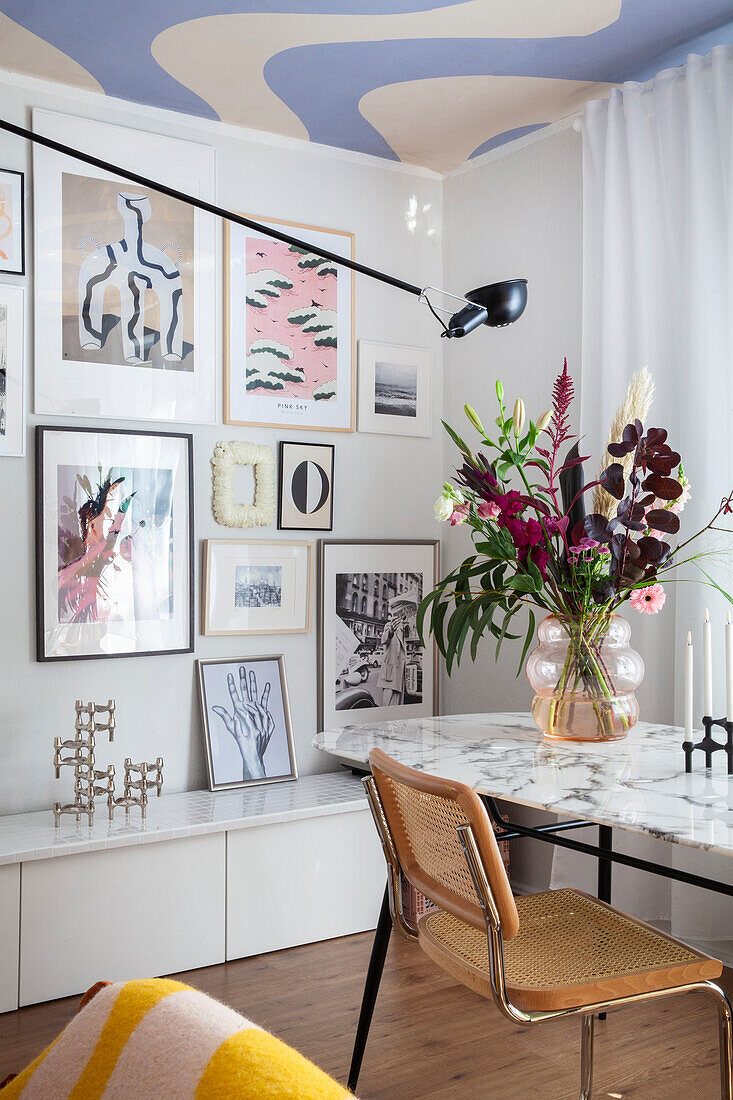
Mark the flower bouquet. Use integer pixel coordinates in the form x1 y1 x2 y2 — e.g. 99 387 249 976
421 362 733 741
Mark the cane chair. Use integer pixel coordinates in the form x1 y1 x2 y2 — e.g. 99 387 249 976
364 747 733 1099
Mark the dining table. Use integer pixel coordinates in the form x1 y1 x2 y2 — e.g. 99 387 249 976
313 711 733 1091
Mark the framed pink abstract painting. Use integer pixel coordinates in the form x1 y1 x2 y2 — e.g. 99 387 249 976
225 215 354 431
36 425 193 661
0 169 24 277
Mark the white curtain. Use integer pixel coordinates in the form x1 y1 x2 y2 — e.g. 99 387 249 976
560 46 733 948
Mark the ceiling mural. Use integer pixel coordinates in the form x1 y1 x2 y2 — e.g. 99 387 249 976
0 0 732 172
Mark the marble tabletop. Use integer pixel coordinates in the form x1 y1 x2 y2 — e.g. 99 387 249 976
313 713 733 858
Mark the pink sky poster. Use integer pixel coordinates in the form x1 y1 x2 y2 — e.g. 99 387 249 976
245 236 338 402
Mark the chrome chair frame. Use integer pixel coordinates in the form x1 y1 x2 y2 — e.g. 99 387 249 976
363 775 733 1100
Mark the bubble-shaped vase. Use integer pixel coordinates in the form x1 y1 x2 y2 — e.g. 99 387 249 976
525 615 644 742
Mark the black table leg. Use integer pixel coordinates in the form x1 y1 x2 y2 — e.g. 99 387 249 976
597 824 613 905
347 883 392 1093
597 825 613 1020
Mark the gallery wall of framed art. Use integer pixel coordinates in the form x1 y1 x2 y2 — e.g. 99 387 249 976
0 71 444 817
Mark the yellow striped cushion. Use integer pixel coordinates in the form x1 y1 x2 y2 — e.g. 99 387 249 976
2 980 352 1099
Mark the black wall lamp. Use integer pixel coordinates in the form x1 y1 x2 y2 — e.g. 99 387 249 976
0 116 527 339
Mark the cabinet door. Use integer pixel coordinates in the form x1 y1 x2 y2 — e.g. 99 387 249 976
0 864 20 1012
227 809 385 960
20 834 225 1006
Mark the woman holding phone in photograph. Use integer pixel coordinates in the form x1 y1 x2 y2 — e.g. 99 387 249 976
378 608 408 706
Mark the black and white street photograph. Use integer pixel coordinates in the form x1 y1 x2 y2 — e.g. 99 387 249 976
334 571 424 710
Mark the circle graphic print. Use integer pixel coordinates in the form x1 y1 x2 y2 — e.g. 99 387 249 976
286 459 329 515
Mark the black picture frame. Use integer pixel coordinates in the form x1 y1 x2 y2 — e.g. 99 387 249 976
36 424 194 662
277 440 335 532
0 168 25 277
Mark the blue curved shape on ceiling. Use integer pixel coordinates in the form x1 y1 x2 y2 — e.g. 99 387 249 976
263 0 733 157
1 0 732 158
0 0 466 120
469 125 545 161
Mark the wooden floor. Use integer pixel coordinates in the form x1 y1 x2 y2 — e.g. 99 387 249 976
0 930 729 1098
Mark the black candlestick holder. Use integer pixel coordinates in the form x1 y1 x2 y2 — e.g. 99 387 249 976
682 716 733 773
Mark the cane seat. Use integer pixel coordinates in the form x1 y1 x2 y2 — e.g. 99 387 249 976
418 888 723 1011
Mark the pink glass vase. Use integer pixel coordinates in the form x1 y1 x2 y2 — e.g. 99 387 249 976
525 614 644 742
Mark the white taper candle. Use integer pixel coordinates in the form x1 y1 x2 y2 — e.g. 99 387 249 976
685 630 694 741
721 611 726 721
704 608 713 715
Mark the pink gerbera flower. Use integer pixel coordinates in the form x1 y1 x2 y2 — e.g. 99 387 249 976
629 584 666 615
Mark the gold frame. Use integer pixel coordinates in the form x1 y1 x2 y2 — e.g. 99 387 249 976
223 214 355 432
201 538 313 636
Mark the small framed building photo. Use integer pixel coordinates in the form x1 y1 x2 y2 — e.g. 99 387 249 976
278 440 334 531
358 340 432 438
202 539 312 636
197 655 298 791
318 539 439 732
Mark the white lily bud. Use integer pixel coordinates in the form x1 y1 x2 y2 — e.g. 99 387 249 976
536 408 552 432
512 398 526 437
464 404 485 435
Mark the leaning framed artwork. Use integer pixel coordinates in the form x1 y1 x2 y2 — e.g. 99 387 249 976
358 340 432 438
36 425 194 661
0 284 25 457
225 216 354 431
197 655 298 791
202 539 312 636
32 109 219 423
278 440 334 531
0 169 25 276
317 540 439 732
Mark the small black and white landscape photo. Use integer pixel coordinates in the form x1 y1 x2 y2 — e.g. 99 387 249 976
358 340 431 438
235 565 282 608
374 361 417 418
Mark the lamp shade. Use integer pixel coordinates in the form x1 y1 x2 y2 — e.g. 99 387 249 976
465 279 527 327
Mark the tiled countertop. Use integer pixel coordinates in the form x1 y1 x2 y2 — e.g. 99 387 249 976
0 772 366 866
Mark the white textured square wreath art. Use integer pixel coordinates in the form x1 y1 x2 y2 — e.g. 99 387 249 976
211 441 276 528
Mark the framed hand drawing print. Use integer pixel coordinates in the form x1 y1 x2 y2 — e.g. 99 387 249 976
36 426 193 661
197 655 298 791
33 109 219 423
0 169 25 276
202 539 312 635
358 340 432 438
225 216 354 431
0 284 25 457
317 540 439 732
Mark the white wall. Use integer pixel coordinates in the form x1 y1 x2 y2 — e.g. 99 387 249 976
441 123 583 717
0 71 444 815
440 124 584 892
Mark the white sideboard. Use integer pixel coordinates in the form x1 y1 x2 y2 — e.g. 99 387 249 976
0 773 385 1010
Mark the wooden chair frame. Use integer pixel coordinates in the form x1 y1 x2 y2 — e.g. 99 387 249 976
363 775 733 1100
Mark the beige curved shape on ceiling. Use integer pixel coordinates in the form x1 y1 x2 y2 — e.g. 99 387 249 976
151 0 620 140
0 13 102 94
360 74 616 171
